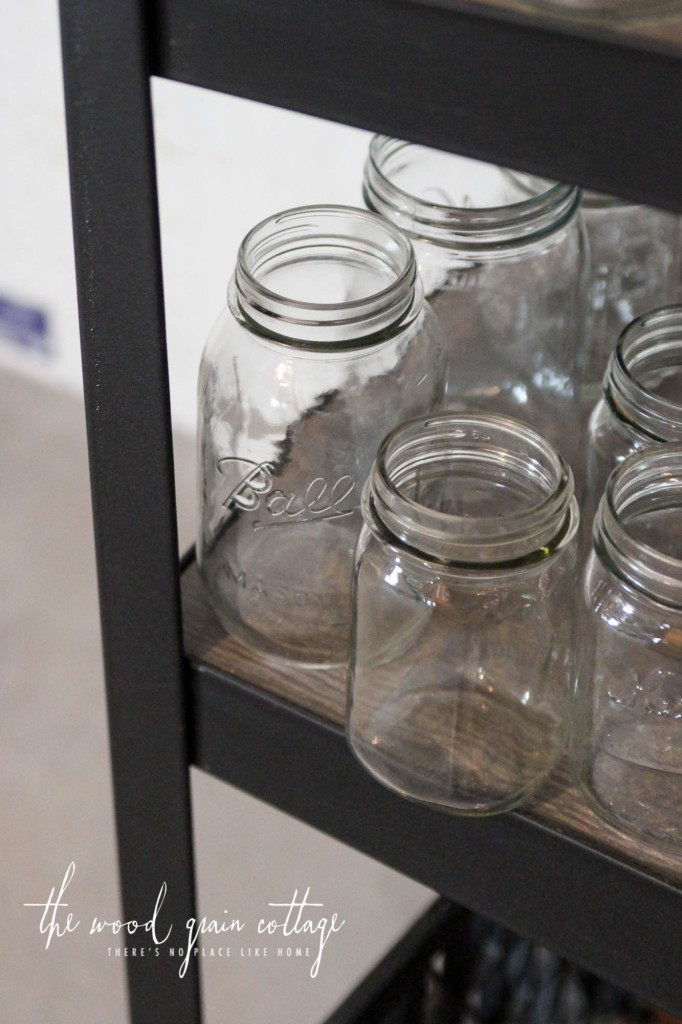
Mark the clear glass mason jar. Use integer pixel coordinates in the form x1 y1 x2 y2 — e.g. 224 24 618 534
584 305 682 539
572 447 682 849
579 194 681 409
197 205 444 667
347 412 579 815
362 137 585 465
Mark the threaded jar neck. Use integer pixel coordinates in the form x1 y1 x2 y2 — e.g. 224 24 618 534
363 137 580 253
233 205 419 348
605 305 682 443
595 446 682 608
366 413 577 566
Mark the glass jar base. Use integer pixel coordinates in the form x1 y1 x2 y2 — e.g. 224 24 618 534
198 524 356 669
577 726 682 851
204 594 349 670
348 683 563 816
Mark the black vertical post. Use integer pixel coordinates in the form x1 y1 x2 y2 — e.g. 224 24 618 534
59 1 201 1021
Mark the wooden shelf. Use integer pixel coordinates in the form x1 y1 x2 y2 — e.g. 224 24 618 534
182 561 682 1017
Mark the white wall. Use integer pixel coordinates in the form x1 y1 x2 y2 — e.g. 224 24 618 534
0 2 81 391
153 80 371 433
1 2 371 434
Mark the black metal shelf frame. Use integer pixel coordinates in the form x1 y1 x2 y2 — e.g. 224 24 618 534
155 0 682 211
59 1 682 1022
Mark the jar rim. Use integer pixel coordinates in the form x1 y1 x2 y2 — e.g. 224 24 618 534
363 137 581 250
234 205 419 347
597 445 682 608
607 305 682 443
367 412 576 565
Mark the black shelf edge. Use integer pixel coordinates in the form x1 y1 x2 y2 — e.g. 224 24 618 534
153 0 682 212
322 898 459 1024
188 661 682 1018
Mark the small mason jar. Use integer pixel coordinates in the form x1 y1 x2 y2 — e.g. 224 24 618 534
579 194 680 410
573 447 682 849
197 205 444 667
347 413 579 816
362 137 585 464
584 305 682 538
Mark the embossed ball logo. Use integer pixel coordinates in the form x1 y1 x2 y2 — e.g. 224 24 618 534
218 458 276 512
218 457 356 527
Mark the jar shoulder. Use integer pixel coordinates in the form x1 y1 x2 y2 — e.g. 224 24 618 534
587 398 648 469
199 300 445 410
584 552 682 638
411 216 583 271
357 520 578 591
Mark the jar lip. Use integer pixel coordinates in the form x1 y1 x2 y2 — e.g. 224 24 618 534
364 137 580 248
235 203 413 299
597 445 682 607
232 203 419 348
607 305 682 442
368 412 576 565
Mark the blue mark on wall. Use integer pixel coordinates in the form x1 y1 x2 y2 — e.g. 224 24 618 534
0 296 50 354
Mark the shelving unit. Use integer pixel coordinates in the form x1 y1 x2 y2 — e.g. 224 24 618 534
59 2 682 1022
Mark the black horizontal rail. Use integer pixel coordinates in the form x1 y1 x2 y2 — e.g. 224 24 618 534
322 898 460 1024
154 0 682 212
189 661 682 1019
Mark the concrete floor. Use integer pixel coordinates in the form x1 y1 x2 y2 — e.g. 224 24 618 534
1 370 431 1023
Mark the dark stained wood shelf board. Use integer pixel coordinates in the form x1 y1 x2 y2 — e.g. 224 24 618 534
182 563 682 889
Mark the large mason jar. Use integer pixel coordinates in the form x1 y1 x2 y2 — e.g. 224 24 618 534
584 305 682 538
579 194 680 410
347 412 579 816
197 205 444 667
362 137 585 465
573 447 682 849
